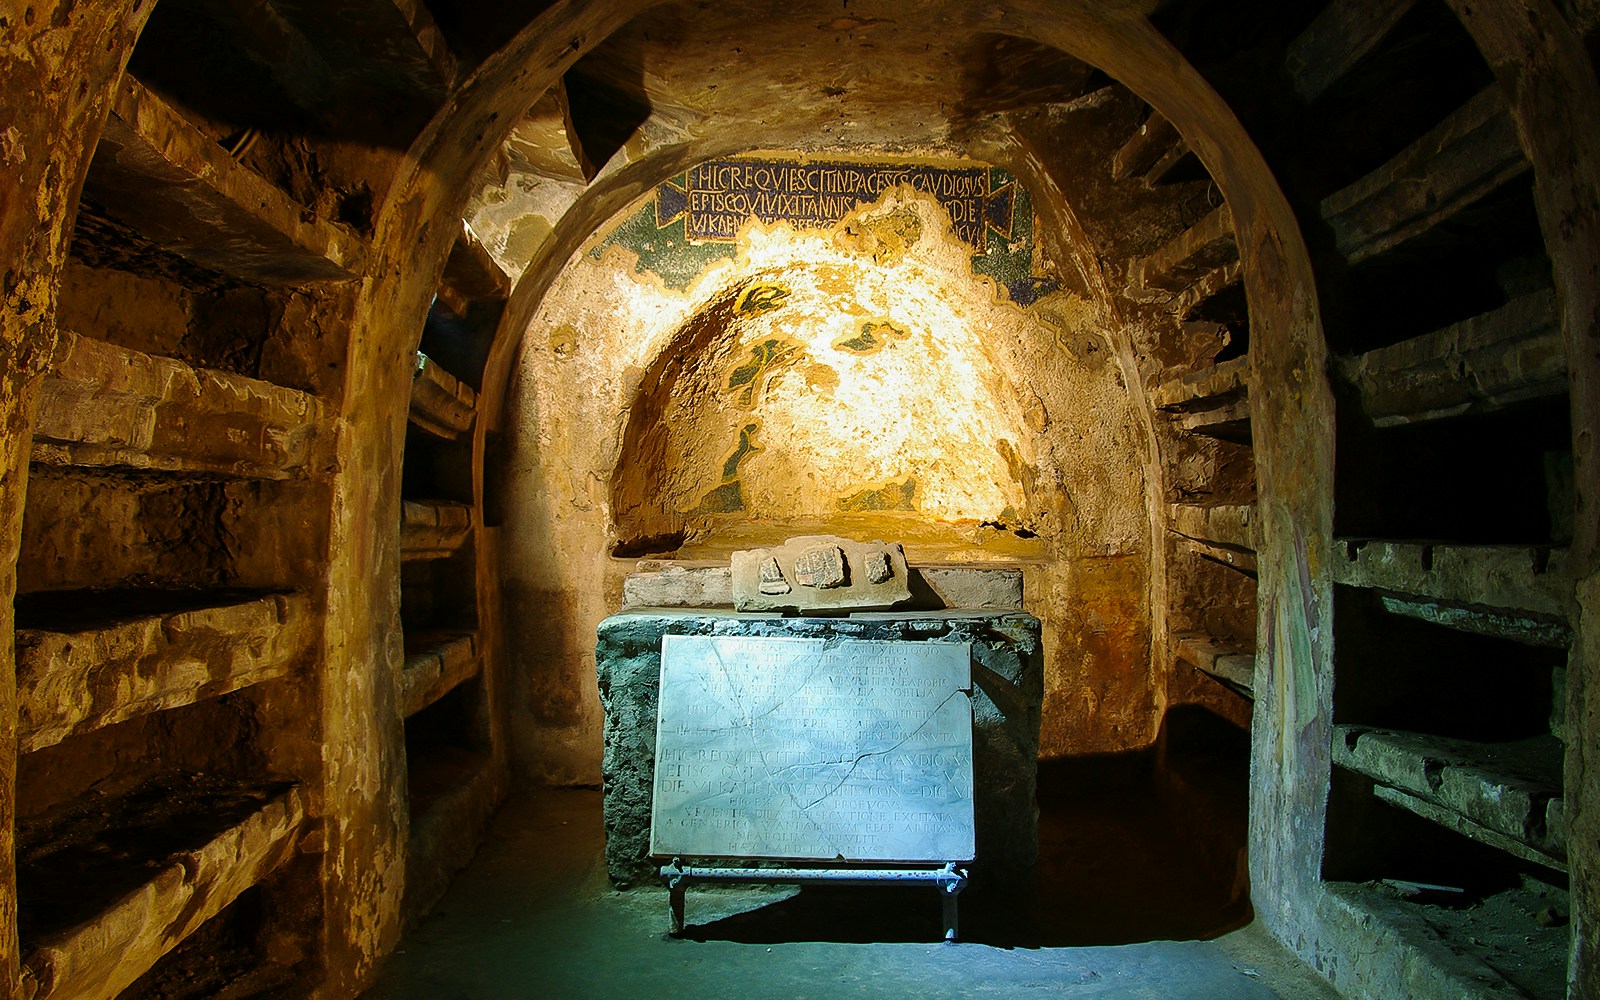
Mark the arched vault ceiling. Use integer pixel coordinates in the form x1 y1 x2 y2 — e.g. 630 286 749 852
458 0 1186 286
557 0 1107 154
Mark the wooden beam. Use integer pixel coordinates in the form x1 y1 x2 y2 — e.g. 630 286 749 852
83 76 367 285
32 333 325 479
15 591 313 753
1321 87 1529 266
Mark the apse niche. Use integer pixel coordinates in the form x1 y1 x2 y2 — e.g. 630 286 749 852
500 155 1153 783
612 228 1041 555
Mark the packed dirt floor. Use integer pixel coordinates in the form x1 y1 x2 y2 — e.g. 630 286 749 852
365 746 1342 1000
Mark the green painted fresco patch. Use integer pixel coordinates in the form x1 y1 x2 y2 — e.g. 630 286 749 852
837 477 918 512
592 202 734 290
727 338 802 407
834 319 910 355
720 422 762 481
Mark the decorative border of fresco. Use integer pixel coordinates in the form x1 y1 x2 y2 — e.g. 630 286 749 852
592 156 1060 305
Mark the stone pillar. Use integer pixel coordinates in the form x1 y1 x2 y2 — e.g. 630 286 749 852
1445 2 1600 993
0 4 154 993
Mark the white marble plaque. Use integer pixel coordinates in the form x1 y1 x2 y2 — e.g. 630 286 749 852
650 634 974 862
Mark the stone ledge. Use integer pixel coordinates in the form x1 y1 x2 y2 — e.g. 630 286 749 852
15 590 314 754
1322 87 1528 265
622 564 734 609
1130 205 1237 299
84 76 366 284
409 353 477 440
1333 540 1568 617
1333 724 1564 869
441 221 510 303
400 500 473 560
621 563 1022 611
1338 289 1563 427
1154 355 1250 412
730 535 910 612
1175 634 1254 698
1169 502 1257 553
20 787 306 1000
400 631 481 718
33 333 325 479
405 751 503 924
1286 0 1418 102
1317 880 1567 999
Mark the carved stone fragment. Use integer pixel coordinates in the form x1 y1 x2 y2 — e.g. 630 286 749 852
730 535 911 611
793 544 846 589
864 550 893 584
758 556 791 595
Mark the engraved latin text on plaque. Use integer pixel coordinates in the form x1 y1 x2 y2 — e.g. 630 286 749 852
650 635 975 862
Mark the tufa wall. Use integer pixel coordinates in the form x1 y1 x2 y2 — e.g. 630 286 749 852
499 155 1153 785
1 1 1597 997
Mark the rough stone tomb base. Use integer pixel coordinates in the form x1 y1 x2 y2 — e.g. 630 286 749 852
596 611 1041 886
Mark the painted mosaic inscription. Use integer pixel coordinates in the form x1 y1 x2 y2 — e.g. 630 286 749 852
673 160 997 247
595 158 1060 303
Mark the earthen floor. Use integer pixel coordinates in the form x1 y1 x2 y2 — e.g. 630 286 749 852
364 784 1341 1000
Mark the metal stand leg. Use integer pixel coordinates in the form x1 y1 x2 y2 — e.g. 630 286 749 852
939 862 967 944
659 859 968 943
663 857 687 936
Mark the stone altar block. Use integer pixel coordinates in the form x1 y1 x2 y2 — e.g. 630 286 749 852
597 611 1042 886
651 635 975 862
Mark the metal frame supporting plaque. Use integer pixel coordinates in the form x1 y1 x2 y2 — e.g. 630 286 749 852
650 634 976 863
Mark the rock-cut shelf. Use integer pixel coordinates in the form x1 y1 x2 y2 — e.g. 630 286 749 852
18 781 307 1000
14 589 314 754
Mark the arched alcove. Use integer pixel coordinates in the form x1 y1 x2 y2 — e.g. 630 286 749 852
498 156 1155 782
5 0 1597 994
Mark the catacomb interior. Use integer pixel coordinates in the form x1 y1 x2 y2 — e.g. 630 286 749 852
1 0 1598 997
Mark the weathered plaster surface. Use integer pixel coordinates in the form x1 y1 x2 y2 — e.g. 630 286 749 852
501 159 1150 782
1 0 1594 996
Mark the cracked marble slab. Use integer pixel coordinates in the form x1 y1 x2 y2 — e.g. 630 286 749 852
651 634 974 862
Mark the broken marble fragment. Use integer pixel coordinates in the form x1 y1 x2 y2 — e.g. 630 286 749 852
864 550 892 584
793 543 847 589
758 556 791 595
729 535 911 611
